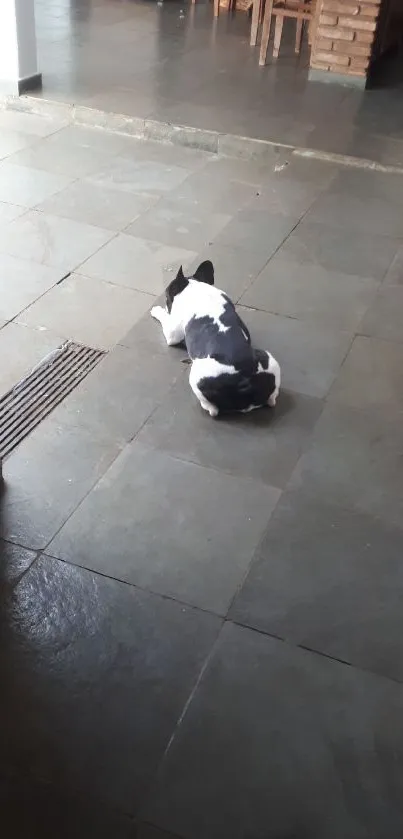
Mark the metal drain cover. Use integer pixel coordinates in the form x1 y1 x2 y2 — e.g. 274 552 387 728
0 341 105 459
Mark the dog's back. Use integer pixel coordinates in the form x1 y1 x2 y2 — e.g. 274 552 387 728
182 281 280 415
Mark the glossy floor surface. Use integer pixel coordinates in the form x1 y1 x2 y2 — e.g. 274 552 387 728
32 0 403 165
1 110 403 836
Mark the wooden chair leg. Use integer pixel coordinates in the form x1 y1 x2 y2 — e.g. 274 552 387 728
295 18 303 53
308 12 317 47
214 0 220 16
250 0 261 47
273 14 284 58
259 0 274 66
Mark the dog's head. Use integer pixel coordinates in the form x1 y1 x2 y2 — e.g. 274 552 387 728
165 260 215 312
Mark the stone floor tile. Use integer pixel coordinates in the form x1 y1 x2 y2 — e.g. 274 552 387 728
281 218 399 280
50 345 183 444
9 128 125 178
125 197 231 252
240 255 378 332
87 155 191 195
53 124 142 155
82 87 160 119
37 180 159 231
166 169 257 214
204 155 282 188
329 336 403 411
188 242 270 302
307 190 403 238
267 155 338 188
0 110 67 138
214 209 299 263
0 129 38 161
137 377 323 489
144 622 403 839
231 490 403 681
1 418 121 550
0 555 220 815
119 305 188 358
48 442 280 614
116 138 210 172
360 286 403 343
0 211 114 273
18 273 154 350
238 306 352 398
79 234 197 295
0 773 136 839
0 322 63 396
289 402 403 528
0 163 72 209
307 123 403 168
247 170 329 217
0 541 36 590
384 245 403 286
329 168 403 206
0 201 26 226
0 254 61 321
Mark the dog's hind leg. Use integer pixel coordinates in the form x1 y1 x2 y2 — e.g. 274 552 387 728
189 363 219 417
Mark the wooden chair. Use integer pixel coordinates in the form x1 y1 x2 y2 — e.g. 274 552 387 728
257 1 315 65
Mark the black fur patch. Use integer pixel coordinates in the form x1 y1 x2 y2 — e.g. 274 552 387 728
198 362 276 413
185 298 252 365
165 265 188 313
193 260 215 286
165 261 215 313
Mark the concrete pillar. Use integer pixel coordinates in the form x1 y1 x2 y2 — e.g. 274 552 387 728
0 0 41 95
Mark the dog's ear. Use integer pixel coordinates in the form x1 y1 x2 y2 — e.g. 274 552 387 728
165 265 188 312
193 260 214 286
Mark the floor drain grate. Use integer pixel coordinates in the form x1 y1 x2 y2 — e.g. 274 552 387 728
0 341 105 459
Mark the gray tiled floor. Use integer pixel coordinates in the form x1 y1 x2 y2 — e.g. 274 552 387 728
29 0 403 167
2 112 403 838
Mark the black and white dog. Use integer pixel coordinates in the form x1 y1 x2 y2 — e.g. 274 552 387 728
151 260 280 417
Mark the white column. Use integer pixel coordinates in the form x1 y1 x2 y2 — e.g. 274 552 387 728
0 0 41 95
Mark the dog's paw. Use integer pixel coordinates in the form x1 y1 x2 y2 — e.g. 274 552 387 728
151 305 164 321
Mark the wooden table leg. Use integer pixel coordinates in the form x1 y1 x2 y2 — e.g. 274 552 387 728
295 17 303 52
273 14 284 58
259 0 274 66
250 0 261 46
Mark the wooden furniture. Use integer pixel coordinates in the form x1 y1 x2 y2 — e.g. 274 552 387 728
250 0 264 46
256 0 315 66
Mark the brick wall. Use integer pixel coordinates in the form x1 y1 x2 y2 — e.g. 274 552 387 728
310 0 382 80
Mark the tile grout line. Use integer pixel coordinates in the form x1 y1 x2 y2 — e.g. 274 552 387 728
13 543 403 688
138 622 226 820
235 169 337 304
